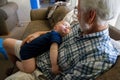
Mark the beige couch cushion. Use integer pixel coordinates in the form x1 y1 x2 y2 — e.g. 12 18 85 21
22 20 51 39
96 56 120 80
109 25 120 40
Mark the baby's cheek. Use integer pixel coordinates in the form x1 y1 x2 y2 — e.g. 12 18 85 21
66 29 70 33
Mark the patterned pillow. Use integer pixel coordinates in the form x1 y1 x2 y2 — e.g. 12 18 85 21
63 9 78 25
47 1 70 19
47 5 57 19
48 5 71 28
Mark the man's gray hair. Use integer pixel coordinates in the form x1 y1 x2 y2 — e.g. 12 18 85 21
80 0 118 21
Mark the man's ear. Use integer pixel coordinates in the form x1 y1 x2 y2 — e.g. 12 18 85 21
88 10 96 24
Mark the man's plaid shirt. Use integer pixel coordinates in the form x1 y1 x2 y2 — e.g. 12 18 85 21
36 23 119 80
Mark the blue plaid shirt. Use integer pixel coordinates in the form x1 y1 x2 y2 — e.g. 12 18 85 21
36 23 119 80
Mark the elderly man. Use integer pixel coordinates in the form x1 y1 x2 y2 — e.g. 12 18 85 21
4 0 119 80
42 0 118 79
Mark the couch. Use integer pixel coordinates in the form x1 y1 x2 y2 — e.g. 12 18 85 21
0 1 18 35
4 5 120 80
21 5 71 40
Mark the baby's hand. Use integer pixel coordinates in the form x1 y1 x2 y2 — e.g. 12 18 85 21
51 65 60 75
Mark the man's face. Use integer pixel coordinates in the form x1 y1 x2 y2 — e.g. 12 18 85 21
77 0 90 32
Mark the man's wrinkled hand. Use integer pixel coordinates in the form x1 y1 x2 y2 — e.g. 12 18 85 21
21 32 40 45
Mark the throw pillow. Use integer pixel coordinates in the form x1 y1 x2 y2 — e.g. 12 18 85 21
47 1 70 19
48 5 71 28
63 9 78 25
47 5 57 19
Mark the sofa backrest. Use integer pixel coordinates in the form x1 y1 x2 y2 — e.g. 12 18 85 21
47 5 72 28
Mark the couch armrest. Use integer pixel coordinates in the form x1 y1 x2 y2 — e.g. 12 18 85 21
109 25 120 40
96 56 120 80
30 8 48 21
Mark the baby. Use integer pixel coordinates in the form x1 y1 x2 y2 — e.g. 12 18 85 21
16 20 71 74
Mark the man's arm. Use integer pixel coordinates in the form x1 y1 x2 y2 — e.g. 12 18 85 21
50 42 60 74
55 61 111 80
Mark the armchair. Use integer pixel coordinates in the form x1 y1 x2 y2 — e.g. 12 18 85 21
0 1 18 36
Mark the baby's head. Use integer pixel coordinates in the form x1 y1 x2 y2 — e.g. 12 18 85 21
54 20 71 37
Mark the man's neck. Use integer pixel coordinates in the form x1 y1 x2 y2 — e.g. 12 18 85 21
83 24 108 34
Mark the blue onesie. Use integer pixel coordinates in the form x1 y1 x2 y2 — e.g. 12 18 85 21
20 30 62 60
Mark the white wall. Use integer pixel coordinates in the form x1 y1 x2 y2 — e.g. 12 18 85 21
8 0 31 25
69 0 77 8
108 0 120 26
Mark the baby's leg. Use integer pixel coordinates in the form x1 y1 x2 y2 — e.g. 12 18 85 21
3 38 20 64
16 58 36 73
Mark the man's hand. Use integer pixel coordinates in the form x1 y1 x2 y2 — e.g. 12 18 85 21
22 32 40 45
21 31 50 46
51 65 60 75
